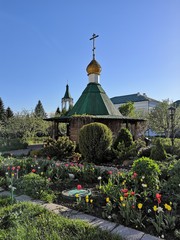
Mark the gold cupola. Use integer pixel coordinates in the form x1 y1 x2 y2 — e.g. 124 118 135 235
86 59 102 75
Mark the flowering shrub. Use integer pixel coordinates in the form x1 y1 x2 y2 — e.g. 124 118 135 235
131 157 161 190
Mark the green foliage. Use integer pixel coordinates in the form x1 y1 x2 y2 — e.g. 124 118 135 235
148 100 180 137
113 138 146 161
162 159 180 202
43 136 76 160
79 122 113 163
34 100 47 118
0 98 6 122
113 128 133 149
0 110 50 145
0 138 28 151
16 173 52 200
132 157 161 189
150 138 167 161
0 202 122 240
5 107 13 119
0 196 13 207
118 102 135 117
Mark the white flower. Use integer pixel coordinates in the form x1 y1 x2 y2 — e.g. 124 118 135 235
142 176 145 179
157 207 164 213
142 183 147 188
98 176 102 180
148 209 151 213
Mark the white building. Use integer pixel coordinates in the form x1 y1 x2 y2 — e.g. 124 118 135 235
110 92 160 114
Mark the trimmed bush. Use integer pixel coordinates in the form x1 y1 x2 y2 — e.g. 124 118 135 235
113 128 133 149
79 122 113 163
150 138 167 161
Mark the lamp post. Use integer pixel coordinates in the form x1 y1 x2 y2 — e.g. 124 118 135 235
168 106 176 153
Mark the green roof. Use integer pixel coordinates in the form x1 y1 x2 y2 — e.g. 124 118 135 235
67 82 122 116
62 84 72 99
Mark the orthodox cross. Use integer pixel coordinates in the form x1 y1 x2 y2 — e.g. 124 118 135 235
90 33 99 59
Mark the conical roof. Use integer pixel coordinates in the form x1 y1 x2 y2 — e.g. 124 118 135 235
62 84 72 99
67 82 122 116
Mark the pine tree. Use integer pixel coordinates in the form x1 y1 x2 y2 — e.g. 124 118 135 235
55 107 61 117
6 107 14 119
0 97 6 122
34 100 47 118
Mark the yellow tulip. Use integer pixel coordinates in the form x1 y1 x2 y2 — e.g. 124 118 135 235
153 205 158 211
122 203 126 207
106 197 110 203
120 196 124 201
75 194 79 198
85 198 89 203
90 199 93 204
138 203 143 209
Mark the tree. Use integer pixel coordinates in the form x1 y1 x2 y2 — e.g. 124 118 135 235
2 110 50 141
34 100 47 118
6 107 14 119
55 107 61 117
118 102 135 117
0 97 6 122
148 99 180 137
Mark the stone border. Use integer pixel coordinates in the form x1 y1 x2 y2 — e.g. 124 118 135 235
0 189 161 240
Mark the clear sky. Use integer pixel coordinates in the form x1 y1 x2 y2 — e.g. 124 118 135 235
0 0 180 114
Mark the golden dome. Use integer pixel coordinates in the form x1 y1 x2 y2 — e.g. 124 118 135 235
86 59 102 75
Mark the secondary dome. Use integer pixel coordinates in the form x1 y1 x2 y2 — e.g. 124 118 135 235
86 59 102 75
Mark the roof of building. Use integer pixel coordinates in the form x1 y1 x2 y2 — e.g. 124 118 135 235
67 82 122 117
110 93 159 104
174 100 180 107
62 84 72 99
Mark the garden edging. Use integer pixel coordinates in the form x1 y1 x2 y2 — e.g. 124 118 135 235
0 188 161 240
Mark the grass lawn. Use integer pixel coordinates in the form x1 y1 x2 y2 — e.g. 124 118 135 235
0 198 122 240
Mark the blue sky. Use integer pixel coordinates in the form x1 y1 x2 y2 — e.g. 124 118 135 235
0 0 180 114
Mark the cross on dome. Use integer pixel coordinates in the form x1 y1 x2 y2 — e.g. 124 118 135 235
90 33 99 59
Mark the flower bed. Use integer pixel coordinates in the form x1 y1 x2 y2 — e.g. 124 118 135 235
0 155 179 239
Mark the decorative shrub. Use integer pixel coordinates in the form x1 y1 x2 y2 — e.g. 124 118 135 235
43 136 76 160
16 173 53 201
0 138 28 151
150 138 167 161
113 134 145 162
132 157 161 189
113 128 133 149
79 122 113 163
162 159 180 203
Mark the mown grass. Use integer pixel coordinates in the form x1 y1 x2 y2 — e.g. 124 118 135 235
0 198 122 240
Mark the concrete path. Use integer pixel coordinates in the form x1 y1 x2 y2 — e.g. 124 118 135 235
0 189 161 240
1 144 43 156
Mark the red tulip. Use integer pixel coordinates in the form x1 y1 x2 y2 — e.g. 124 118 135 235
124 193 129 198
32 169 36 173
121 188 128 193
12 166 16 171
77 185 82 190
131 191 135 196
17 166 21 170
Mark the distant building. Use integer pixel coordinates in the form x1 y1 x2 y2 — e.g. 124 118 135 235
174 100 180 108
61 84 73 111
111 93 160 114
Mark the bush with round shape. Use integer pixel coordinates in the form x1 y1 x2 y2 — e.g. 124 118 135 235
113 128 133 149
132 157 161 190
79 122 113 163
